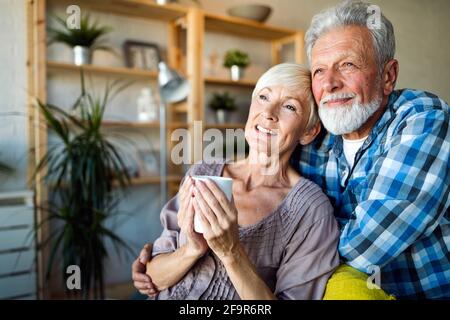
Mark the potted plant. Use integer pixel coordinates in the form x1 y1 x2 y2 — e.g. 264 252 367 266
34 71 133 299
48 14 113 66
223 49 250 81
209 92 236 124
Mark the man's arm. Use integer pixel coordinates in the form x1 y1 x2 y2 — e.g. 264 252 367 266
132 243 158 296
339 106 450 271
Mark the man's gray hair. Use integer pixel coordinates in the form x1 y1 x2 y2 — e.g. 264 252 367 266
252 63 319 131
305 0 395 71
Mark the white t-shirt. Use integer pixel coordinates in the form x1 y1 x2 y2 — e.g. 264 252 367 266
342 136 368 168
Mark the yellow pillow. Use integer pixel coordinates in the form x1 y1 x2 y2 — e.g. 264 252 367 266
323 264 396 300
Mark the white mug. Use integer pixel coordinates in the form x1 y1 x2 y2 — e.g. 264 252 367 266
192 176 233 233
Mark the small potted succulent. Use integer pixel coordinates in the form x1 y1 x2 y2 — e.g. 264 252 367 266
223 49 250 81
48 14 113 66
209 92 236 124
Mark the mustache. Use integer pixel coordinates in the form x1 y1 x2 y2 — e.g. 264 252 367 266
320 93 357 105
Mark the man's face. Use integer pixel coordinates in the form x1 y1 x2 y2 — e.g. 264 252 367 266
310 26 383 135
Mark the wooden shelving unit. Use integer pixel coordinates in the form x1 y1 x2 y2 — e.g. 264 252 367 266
27 0 305 299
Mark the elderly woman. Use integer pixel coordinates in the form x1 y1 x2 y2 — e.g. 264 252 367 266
133 63 340 300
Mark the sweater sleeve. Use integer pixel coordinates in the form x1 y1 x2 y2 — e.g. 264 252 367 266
275 200 340 300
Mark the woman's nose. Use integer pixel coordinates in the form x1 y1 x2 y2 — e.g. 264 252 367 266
261 103 278 121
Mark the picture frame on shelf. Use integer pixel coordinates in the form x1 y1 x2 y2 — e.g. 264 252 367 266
136 148 160 177
123 40 160 71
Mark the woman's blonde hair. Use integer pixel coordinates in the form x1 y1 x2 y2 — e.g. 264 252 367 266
252 63 319 131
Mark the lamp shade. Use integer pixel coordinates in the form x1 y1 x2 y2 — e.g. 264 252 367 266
158 61 189 103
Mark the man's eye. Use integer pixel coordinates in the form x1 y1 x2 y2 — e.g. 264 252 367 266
259 94 268 101
342 62 355 68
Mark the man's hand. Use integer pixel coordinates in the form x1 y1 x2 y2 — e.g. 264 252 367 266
132 243 159 297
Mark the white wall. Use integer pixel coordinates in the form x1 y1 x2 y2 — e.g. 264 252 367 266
0 0 29 192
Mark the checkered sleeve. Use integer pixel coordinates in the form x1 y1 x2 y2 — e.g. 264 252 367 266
339 102 450 272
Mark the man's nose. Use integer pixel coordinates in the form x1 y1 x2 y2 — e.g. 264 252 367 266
322 69 343 93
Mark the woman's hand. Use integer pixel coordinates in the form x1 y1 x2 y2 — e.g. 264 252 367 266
192 178 276 300
192 179 241 264
177 176 209 257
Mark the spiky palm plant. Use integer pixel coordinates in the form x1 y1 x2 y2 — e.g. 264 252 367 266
48 14 113 51
34 70 133 299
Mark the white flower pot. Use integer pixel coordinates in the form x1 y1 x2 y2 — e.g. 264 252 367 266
73 46 92 66
230 65 244 81
215 109 228 124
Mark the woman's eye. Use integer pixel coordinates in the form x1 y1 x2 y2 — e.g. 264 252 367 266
313 69 323 76
284 104 297 112
259 94 268 101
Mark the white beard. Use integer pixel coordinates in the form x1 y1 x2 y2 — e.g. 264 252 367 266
318 93 382 135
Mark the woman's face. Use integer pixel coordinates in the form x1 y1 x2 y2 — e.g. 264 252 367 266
244 85 310 156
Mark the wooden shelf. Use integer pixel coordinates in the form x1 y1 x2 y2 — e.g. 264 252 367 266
50 0 188 21
205 123 246 129
168 122 188 129
101 121 160 128
64 119 191 132
205 76 257 87
128 175 183 186
172 102 188 113
50 175 183 189
204 12 298 40
47 61 158 79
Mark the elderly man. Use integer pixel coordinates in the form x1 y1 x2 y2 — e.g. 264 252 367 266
132 1 449 299
292 0 449 299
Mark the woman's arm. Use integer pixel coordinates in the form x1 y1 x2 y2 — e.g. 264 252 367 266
192 179 276 300
221 245 276 300
147 177 209 291
146 243 203 291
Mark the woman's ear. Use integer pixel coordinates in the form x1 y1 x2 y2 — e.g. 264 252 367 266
299 122 321 145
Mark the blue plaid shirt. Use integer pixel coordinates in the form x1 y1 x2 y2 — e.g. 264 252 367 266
292 89 450 299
